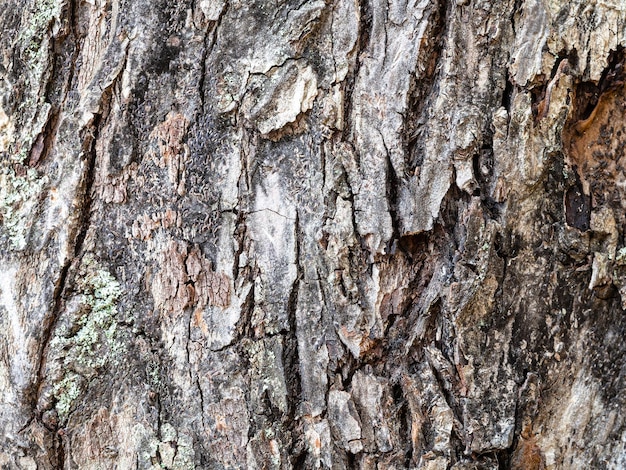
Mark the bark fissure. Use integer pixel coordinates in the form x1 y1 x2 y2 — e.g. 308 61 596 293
31 0 91 429
285 210 303 420
342 0 371 152
406 0 448 172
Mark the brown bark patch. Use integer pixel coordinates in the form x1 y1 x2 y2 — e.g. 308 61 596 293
152 241 232 317
206 393 250 466
130 208 182 240
149 111 189 195
85 408 116 461
564 180 591 231
185 245 231 309
510 435 545 470
151 111 188 160
94 162 138 204
564 83 626 209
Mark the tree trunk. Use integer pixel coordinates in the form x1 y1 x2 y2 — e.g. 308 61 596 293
1 0 625 468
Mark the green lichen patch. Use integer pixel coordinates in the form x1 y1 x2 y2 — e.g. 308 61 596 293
52 373 83 419
15 0 61 149
19 0 61 64
0 166 47 250
134 422 195 470
50 254 126 421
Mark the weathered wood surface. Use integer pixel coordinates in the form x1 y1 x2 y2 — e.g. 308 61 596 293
1 0 626 468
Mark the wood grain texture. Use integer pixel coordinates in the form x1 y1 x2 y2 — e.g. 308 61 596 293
1 0 626 468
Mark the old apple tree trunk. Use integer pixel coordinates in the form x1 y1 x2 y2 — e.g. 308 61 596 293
1 0 626 468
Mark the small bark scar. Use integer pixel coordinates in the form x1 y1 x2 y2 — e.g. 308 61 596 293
28 133 46 167
536 59 569 121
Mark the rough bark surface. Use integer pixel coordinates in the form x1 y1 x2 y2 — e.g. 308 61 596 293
1 0 626 468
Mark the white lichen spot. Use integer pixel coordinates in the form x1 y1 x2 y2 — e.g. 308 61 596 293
615 247 626 265
198 0 225 21
0 267 30 390
0 107 14 153
0 167 48 250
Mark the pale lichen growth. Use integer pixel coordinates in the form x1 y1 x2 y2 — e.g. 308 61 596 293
74 258 124 367
0 166 47 250
15 0 61 150
52 373 82 419
19 0 61 65
615 247 626 265
0 107 15 153
51 254 125 421
0 0 55 249
146 361 163 388
134 423 195 470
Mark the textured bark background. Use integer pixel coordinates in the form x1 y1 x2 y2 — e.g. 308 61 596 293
1 0 626 468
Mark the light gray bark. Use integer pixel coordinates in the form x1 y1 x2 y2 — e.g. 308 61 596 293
1 0 626 468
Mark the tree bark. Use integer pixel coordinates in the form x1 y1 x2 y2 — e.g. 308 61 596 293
1 0 626 468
